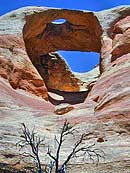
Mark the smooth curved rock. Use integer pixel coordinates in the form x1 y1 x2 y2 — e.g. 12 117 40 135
89 13 130 120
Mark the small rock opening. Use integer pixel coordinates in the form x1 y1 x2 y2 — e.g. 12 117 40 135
51 19 67 24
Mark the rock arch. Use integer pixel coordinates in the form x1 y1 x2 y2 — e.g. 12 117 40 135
22 8 102 92
23 8 102 64
0 6 130 99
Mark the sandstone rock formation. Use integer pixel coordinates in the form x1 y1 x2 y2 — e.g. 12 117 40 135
0 5 130 173
74 66 100 91
0 27 48 100
0 7 92 95
35 52 85 92
23 8 102 60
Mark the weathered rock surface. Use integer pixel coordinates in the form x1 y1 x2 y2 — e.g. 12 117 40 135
0 5 130 173
0 34 48 100
54 103 74 115
74 66 100 91
0 7 91 94
23 8 102 62
36 52 85 92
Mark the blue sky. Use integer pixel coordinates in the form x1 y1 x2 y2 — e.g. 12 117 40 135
0 0 130 72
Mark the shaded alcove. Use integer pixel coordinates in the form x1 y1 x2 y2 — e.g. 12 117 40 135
48 89 88 105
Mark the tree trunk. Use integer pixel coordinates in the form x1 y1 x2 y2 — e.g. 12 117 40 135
36 156 42 173
55 161 59 173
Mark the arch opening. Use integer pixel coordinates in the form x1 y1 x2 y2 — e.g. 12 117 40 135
32 51 100 95
58 51 100 73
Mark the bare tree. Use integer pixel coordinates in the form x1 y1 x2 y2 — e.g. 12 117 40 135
47 119 105 173
16 123 45 173
17 121 105 173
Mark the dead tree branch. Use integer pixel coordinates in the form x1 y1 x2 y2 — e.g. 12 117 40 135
47 120 105 173
17 120 105 173
16 123 45 173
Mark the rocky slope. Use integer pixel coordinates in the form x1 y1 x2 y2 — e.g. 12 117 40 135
0 5 130 173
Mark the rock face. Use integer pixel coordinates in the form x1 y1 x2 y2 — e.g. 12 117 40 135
0 5 130 173
90 7 130 118
74 66 100 91
0 29 48 100
23 8 102 61
0 7 92 95
35 52 85 92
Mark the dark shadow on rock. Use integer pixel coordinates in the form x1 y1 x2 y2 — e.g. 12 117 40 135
48 89 88 105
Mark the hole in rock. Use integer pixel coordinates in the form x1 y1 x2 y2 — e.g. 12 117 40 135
58 51 100 73
48 89 88 105
51 19 67 24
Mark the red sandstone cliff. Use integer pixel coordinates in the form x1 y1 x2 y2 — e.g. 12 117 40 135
0 6 130 173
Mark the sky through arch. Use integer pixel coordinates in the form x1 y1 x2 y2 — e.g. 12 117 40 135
59 51 100 73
